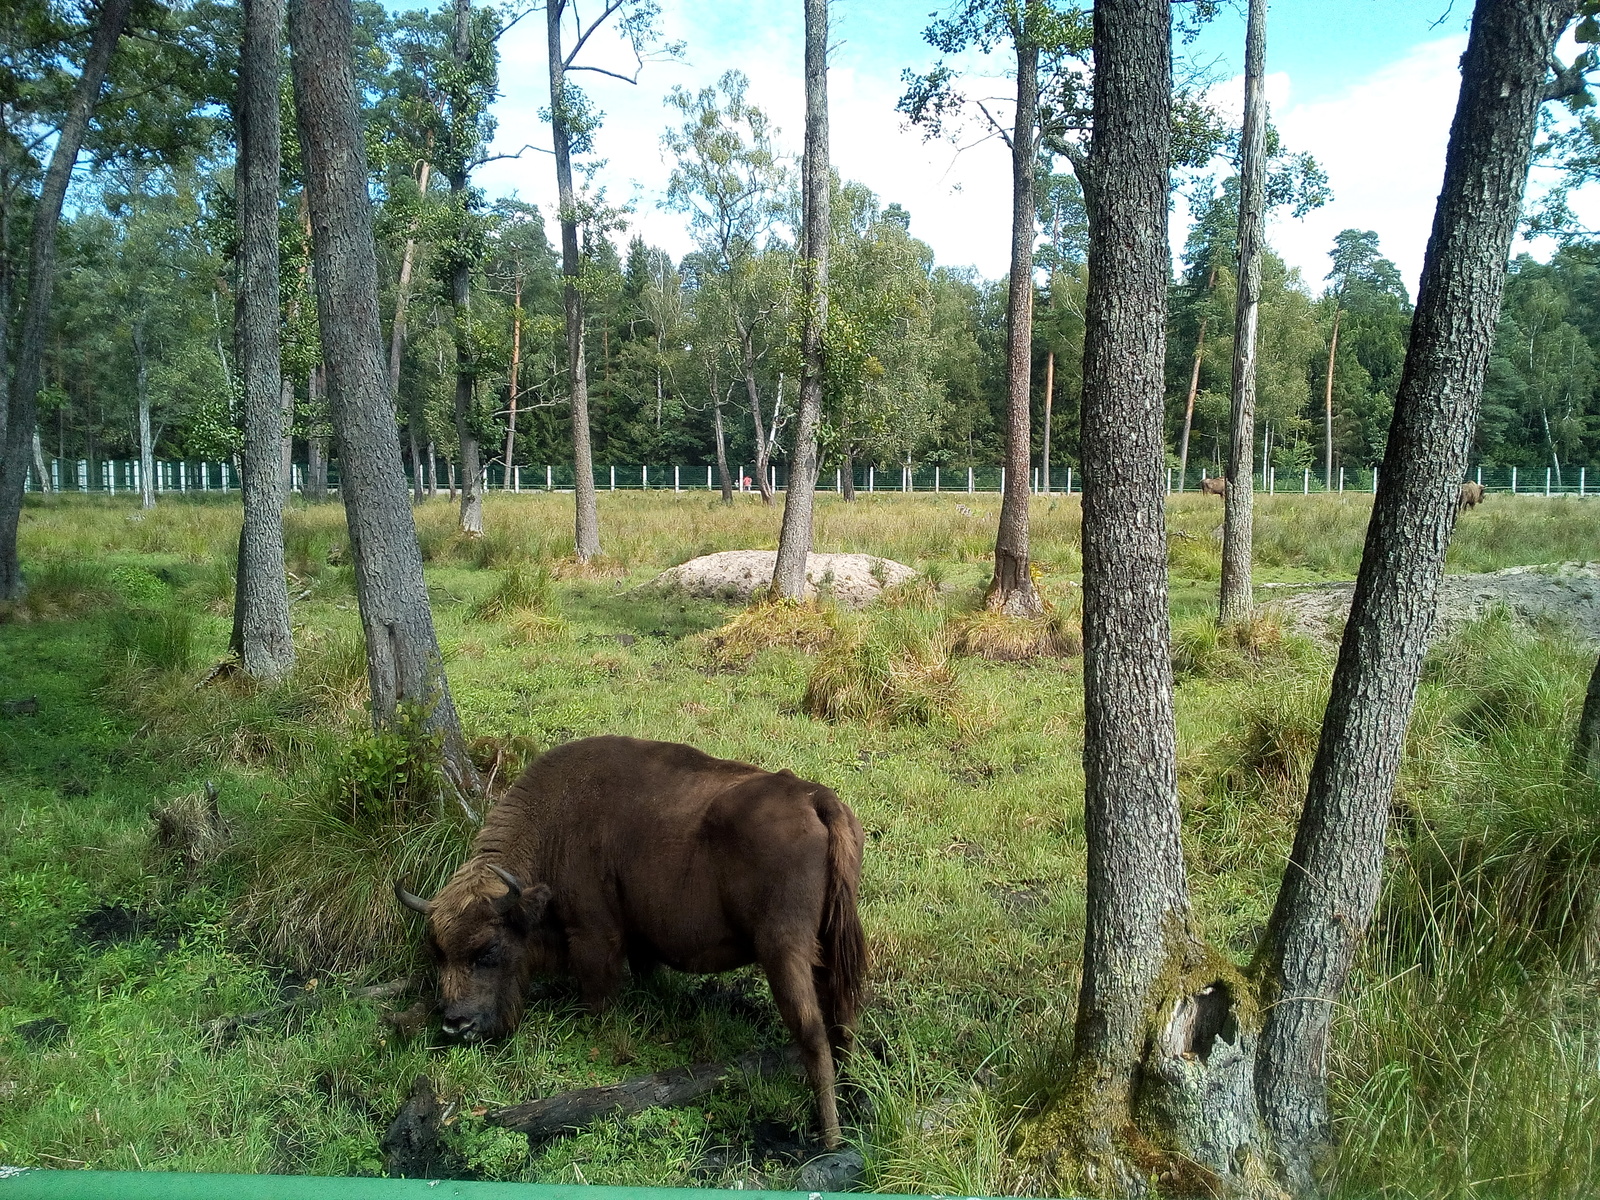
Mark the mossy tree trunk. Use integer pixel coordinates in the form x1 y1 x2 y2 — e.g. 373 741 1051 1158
772 0 830 600
986 37 1042 618
1253 3 1576 1192
288 0 478 798
1020 2 1274 1193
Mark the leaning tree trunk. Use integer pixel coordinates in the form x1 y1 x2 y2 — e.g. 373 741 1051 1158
288 0 478 798
735 320 775 505
1020 0 1270 1191
772 0 830 600
1253 4 1576 1192
1323 305 1341 488
135 325 156 509
548 1 601 560
1576 650 1600 779
0 0 134 598
1218 0 1267 626
449 0 484 538
230 0 296 679
841 449 856 501
985 39 1042 617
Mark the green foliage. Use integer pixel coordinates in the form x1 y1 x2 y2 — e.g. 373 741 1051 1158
326 702 447 831
466 563 554 623
107 607 196 673
804 609 966 727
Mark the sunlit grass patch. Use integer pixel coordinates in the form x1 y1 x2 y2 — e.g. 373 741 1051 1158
951 608 1080 662
804 610 967 728
701 597 841 667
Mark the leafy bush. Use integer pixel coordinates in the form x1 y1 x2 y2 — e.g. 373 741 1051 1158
326 703 446 830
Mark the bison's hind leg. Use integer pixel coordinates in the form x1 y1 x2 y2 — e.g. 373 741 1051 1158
762 941 842 1149
815 964 855 1061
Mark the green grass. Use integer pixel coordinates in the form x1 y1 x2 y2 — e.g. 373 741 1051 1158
2 490 1598 1193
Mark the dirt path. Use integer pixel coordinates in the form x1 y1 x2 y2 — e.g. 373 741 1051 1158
1262 561 1600 644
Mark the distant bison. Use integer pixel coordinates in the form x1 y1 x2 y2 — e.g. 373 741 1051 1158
1458 481 1486 512
1199 475 1227 498
396 736 866 1147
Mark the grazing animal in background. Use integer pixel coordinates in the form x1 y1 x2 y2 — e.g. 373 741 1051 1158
1458 480 1486 513
396 735 866 1147
1200 475 1227 498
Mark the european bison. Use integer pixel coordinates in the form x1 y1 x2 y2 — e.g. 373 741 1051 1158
396 736 866 1147
1458 480 1486 512
1199 475 1226 497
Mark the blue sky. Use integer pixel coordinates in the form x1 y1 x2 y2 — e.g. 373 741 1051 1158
464 1 1590 294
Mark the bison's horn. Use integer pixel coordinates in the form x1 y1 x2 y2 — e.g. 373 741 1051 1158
488 864 523 898
394 879 434 916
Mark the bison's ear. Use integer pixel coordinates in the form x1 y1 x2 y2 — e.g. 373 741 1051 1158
524 882 553 922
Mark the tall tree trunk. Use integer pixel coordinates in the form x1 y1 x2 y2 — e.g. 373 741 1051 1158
388 158 431 401
449 0 484 537
1576 650 1600 779
772 0 830 600
985 38 1042 617
306 366 329 499
503 265 522 475
1178 316 1209 491
31 427 48 494
712 378 733 504
735 319 774 505
1041 349 1054 494
1323 305 1341 487
0 0 134 597
548 0 601 560
1218 0 1267 626
288 0 478 798
1253 4 1574 1191
1022 0 1270 1190
841 449 856 501
280 377 296 498
427 440 438 496
230 0 295 678
134 324 155 509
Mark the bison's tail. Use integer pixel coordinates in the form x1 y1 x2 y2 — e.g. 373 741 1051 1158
815 789 867 1039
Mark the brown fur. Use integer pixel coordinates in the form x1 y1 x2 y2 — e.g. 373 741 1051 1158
401 735 867 1147
1458 480 1486 512
1199 475 1226 497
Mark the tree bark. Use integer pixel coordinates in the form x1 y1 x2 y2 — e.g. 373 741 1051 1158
1041 349 1054 494
1323 306 1341 487
288 0 478 797
1219 0 1267 626
735 319 775 505
1576 650 1600 779
230 0 296 678
772 0 830 600
548 0 601 560
449 0 484 538
135 324 155 509
280 376 296 499
0 0 134 597
1178 316 1209 492
712 379 733 504
985 39 1042 617
503 265 522 475
388 158 431 403
841 449 856 501
1253 4 1575 1191
307 366 329 499
30 426 48 494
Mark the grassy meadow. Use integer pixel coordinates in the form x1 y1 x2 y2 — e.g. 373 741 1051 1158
1 490 1598 1196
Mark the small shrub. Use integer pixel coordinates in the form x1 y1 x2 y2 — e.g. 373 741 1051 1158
804 611 965 727
326 703 446 829
702 597 840 666
108 608 197 673
467 563 553 623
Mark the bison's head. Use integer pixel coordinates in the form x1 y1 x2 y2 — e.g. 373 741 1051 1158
395 863 553 1043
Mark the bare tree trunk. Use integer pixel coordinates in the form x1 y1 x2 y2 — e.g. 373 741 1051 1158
735 320 774 506
388 158 431 403
307 364 329 499
772 0 830 600
841 449 856 501
1218 0 1267 626
409 425 424 502
985 39 1042 617
503 266 522 475
1254 4 1574 1190
135 324 155 509
1177 314 1209 491
1576 650 1600 779
1041 349 1054 494
548 0 601 560
288 0 478 798
230 0 296 678
30 426 48 494
449 0 484 538
0 0 134 597
280 377 296 499
712 380 733 504
427 440 438 497
1323 306 1341 487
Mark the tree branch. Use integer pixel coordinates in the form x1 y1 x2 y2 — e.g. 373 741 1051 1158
566 63 640 85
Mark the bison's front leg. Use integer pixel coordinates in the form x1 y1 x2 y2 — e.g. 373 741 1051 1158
763 946 842 1148
566 925 626 1013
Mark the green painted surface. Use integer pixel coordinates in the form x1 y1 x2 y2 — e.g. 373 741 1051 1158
0 1172 922 1200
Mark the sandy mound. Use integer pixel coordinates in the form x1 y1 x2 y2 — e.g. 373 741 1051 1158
1263 561 1600 645
644 550 916 608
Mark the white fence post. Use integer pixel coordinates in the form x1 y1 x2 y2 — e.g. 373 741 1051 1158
546 465 553 491
1000 466 1006 493
771 465 777 494
1512 466 1518 494
1270 467 1275 494
674 465 680 492
609 465 615 491
1546 467 1552 497
935 465 940 493
835 467 841 492
642 465 648 490
1371 467 1377 494
78 460 88 492
1339 467 1344 493
1303 467 1309 494
868 466 874 493
513 465 521 493
1581 467 1587 497
1476 466 1482 486
967 466 974 493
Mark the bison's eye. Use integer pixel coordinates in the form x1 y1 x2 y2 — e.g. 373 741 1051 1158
473 947 502 969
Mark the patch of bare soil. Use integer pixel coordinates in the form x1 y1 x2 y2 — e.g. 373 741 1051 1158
642 550 916 608
1262 562 1600 644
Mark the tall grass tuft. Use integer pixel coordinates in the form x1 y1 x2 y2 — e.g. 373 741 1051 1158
701 597 840 666
1 558 118 623
951 609 1080 662
803 610 966 727
467 563 554 623
107 608 197 673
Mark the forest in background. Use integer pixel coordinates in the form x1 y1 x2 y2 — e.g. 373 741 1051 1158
6 0 1597 496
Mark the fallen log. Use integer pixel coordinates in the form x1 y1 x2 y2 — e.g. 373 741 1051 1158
488 1045 802 1137
206 975 417 1040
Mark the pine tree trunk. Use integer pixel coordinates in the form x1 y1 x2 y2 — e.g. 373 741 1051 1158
1178 313 1209 491
985 39 1042 617
1253 4 1574 1191
548 0 601 560
231 0 296 677
0 0 134 597
1323 307 1340 487
1218 0 1267 626
772 0 830 600
1576 650 1600 779
288 0 478 798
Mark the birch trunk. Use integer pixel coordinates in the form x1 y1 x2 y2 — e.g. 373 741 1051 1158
503 267 522 473
449 0 484 537
1041 350 1054 494
712 380 733 504
1254 4 1575 1190
1323 307 1341 487
772 0 830 600
135 324 155 509
288 0 478 798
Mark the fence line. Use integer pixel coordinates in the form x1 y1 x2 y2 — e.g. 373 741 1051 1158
23 459 1600 498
